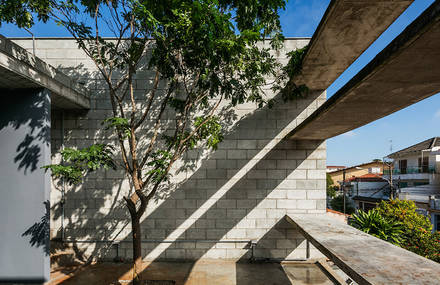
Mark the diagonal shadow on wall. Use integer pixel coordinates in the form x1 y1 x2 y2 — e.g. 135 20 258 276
46 61 326 284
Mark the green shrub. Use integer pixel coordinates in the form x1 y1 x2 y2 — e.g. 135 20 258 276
350 209 403 245
377 199 440 262
330 195 355 214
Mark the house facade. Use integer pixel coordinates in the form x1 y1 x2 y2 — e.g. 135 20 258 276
385 137 440 231
385 137 440 187
327 161 383 189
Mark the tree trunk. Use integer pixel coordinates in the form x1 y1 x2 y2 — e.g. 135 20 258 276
126 201 143 285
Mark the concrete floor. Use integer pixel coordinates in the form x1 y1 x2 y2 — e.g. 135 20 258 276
47 260 336 285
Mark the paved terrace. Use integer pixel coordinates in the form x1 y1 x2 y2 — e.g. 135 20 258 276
286 215 440 285
0 35 90 109
290 1 440 140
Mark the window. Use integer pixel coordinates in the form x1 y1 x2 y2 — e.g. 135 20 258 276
435 214 440 232
399 159 407 174
369 167 381 174
418 156 429 173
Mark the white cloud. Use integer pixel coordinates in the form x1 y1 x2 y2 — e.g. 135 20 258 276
342 130 356 137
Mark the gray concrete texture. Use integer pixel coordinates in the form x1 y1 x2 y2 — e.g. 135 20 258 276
0 35 90 109
291 0 440 140
11 38 327 261
298 0 412 91
0 89 51 282
287 214 440 285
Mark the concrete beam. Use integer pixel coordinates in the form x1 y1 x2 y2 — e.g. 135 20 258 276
298 0 412 91
0 35 90 110
290 1 440 140
286 214 440 285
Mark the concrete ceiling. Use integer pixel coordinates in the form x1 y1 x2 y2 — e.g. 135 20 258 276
0 35 90 110
297 0 413 91
290 1 440 140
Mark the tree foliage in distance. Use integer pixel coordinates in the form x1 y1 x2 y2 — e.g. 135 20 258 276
326 173 337 198
330 195 355 214
350 209 404 245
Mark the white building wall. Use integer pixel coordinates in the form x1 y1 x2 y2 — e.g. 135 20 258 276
13 38 326 261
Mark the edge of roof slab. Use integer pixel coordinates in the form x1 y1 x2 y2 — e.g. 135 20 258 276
289 0 440 140
297 0 413 91
0 34 90 110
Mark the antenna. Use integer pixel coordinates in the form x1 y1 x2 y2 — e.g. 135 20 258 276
389 139 393 153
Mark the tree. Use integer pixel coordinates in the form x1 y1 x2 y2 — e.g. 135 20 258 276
4 1 293 283
330 195 355 214
326 173 337 198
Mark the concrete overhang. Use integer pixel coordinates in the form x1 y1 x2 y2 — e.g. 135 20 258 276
290 1 440 140
286 214 440 285
297 0 413 91
0 35 90 109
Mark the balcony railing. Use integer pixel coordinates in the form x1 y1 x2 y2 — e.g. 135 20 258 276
383 166 435 175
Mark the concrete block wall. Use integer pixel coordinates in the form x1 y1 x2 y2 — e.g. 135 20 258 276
13 38 327 261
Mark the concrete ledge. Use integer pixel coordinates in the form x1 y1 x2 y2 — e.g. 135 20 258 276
0 35 90 109
290 1 440 140
286 214 440 285
297 0 412 91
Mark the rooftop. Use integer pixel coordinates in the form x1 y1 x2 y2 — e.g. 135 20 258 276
388 137 440 158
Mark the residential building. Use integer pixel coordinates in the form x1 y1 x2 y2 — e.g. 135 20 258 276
384 137 440 230
385 137 440 187
326 165 345 173
327 161 383 189
346 173 389 211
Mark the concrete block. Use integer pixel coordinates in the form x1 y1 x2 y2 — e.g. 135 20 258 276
246 209 267 219
307 170 326 179
237 140 257 149
307 190 326 199
227 150 247 159
297 200 317 210
276 200 297 209
287 190 307 199
216 199 237 209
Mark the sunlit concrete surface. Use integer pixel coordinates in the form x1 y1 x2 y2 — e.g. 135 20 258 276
297 0 412 91
290 1 440 140
0 35 89 109
286 214 440 285
47 260 341 285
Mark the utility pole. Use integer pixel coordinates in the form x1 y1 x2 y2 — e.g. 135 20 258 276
343 168 346 215
389 163 394 199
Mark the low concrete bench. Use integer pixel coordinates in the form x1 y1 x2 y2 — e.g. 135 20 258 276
286 214 440 285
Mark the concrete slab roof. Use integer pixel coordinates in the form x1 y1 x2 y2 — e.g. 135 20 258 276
286 214 440 285
297 0 412 91
0 35 90 109
290 1 440 140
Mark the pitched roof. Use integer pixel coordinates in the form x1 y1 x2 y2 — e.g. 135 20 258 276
388 137 440 157
328 161 383 175
327 165 346 169
345 173 384 182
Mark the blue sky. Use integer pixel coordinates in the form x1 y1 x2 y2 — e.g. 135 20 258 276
1 0 438 167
